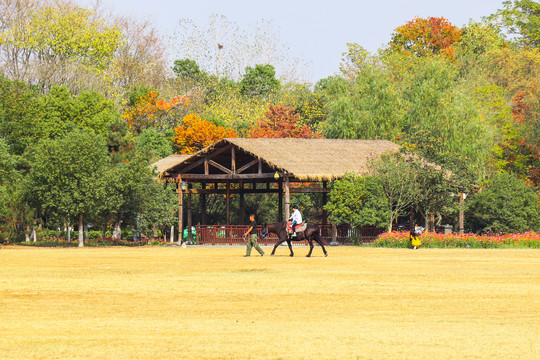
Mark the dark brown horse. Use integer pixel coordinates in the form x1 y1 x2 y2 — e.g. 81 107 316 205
260 222 328 257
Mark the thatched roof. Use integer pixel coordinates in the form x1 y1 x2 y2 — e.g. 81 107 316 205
151 154 191 177
228 138 401 181
158 138 402 182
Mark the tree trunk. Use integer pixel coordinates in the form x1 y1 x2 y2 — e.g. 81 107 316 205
31 228 36 242
85 224 89 241
78 214 84 247
170 226 174 243
101 223 107 241
25 227 30 242
67 225 71 243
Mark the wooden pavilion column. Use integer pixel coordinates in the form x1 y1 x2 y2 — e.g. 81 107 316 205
322 181 328 224
201 182 207 225
284 175 290 221
187 184 193 243
177 177 183 244
239 180 245 225
278 179 283 222
226 181 231 225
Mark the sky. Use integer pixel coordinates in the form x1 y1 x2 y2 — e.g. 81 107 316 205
79 0 506 82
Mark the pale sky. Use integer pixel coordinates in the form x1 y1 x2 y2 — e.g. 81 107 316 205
79 0 505 82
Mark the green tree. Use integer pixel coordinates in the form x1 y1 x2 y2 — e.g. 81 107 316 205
324 173 390 228
466 172 540 233
487 0 540 48
370 153 421 231
172 58 204 79
26 130 110 247
33 86 118 140
240 64 280 97
134 128 173 163
0 74 39 155
137 181 178 239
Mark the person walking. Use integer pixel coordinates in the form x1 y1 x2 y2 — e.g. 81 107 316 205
243 214 264 257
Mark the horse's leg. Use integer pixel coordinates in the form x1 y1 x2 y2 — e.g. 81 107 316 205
271 237 286 256
270 231 287 256
306 237 314 257
313 232 328 257
287 238 294 257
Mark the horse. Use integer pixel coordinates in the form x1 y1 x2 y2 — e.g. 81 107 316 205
260 222 328 257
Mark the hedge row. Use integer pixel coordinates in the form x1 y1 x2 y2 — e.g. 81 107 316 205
371 231 540 248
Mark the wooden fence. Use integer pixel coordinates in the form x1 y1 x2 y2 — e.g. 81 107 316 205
193 225 385 246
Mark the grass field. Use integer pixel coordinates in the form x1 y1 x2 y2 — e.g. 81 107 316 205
0 245 538 360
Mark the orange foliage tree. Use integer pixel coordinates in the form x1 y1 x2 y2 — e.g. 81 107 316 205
123 91 190 133
249 104 322 138
389 17 462 59
511 85 540 186
173 113 238 154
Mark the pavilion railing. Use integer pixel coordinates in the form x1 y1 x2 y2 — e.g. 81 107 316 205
194 225 385 246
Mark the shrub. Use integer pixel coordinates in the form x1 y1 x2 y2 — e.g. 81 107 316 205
372 231 540 248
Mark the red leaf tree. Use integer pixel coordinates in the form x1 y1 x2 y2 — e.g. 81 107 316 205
389 17 462 59
249 104 321 138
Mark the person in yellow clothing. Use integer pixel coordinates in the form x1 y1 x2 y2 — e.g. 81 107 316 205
410 223 423 249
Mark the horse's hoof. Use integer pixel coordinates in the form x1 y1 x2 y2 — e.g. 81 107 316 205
325 253 328 257
305 255 311 257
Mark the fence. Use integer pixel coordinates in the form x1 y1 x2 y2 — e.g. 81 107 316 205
194 225 385 246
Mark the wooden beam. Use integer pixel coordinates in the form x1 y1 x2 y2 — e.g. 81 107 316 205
179 173 277 180
179 145 230 174
181 187 331 195
201 182 207 225
226 181 230 225
278 180 283 222
236 159 258 174
208 160 232 174
231 147 236 174
284 175 290 221
177 176 183 244
187 185 193 242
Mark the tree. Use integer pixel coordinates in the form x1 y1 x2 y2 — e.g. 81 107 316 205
137 181 178 239
486 0 540 48
323 47 401 140
26 130 110 247
388 17 462 59
0 1 122 91
0 74 39 155
134 128 174 163
466 172 540 233
240 64 280 97
249 104 321 138
370 152 421 231
324 173 390 228
172 113 238 154
172 58 204 79
122 89 190 133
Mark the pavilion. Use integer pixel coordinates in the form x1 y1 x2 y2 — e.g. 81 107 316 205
154 138 402 242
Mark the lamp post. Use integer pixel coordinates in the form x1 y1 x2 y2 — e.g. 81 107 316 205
178 180 188 245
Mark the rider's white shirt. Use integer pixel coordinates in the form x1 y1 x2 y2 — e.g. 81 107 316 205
290 209 302 223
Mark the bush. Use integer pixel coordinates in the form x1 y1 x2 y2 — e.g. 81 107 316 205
466 173 540 234
372 231 540 248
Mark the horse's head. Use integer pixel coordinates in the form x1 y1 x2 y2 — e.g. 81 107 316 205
260 223 269 239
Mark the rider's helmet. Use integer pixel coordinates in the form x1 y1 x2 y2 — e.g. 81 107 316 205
292 204 298 210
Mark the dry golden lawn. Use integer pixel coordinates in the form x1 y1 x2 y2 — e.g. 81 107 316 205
0 245 538 360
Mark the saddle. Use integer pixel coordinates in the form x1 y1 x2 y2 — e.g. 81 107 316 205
287 221 307 234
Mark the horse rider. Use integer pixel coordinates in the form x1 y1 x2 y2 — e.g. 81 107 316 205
289 204 302 237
